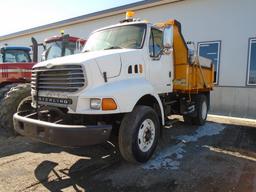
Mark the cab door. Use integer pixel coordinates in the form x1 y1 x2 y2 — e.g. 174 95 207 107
147 27 173 94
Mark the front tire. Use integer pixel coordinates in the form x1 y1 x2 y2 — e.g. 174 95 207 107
0 84 31 136
118 105 160 163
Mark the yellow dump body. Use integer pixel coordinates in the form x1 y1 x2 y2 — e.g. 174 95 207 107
156 19 214 94
173 63 214 93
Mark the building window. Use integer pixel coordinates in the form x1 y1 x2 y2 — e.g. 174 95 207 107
247 38 256 85
198 41 221 83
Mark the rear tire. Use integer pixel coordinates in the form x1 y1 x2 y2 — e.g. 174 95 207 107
0 84 31 136
183 94 208 126
192 94 208 125
118 105 160 163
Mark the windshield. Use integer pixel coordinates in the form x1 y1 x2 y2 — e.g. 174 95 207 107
83 24 146 52
3 50 31 63
45 41 77 60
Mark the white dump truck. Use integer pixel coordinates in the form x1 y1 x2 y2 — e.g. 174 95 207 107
14 12 214 163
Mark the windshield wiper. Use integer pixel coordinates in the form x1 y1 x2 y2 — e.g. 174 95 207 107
104 46 123 50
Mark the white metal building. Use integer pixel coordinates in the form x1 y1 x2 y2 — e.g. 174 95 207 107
0 0 255 118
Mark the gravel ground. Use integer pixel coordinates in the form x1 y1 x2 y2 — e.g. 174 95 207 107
0 115 255 192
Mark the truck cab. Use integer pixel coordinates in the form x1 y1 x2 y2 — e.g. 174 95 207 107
30 20 176 114
0 46 34 84
14 12 213 163
42 35 86 61
82 21 173 94
0 46 32 63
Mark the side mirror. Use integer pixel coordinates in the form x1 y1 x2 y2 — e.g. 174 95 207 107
163 26 173 49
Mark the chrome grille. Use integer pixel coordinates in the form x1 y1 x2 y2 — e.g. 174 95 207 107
31 65 86 92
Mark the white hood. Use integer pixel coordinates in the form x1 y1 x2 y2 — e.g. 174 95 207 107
34 49 138 78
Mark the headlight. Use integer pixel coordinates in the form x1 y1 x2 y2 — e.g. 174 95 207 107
90 98 101 110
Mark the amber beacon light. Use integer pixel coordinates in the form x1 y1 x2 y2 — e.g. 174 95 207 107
126 11 135 20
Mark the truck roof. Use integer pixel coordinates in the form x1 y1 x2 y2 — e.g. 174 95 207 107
2 46 31 51
93 20 150 34
44 36 86 44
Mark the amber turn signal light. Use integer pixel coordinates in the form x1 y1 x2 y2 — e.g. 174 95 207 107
102 98 117 110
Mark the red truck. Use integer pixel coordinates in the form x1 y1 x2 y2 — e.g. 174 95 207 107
0 34 85 135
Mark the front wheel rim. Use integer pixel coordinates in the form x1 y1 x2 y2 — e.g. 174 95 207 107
137 119 156 152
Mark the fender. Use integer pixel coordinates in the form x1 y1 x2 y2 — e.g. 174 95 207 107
74 78 165 125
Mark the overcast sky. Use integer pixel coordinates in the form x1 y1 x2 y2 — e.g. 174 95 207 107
0 0 142 36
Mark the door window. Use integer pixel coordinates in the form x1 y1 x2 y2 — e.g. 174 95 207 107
149 28 163 57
